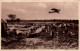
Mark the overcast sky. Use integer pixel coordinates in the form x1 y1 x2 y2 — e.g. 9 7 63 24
2 2 78 20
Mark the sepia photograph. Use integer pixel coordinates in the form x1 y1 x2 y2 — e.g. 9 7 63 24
1 2 79 49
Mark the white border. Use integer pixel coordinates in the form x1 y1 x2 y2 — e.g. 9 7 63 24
0 0 80 51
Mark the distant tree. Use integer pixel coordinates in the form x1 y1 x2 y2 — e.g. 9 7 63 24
16 18 20 23
8 14 16 20
8 14 16 24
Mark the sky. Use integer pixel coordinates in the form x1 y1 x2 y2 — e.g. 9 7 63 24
2 2 78 20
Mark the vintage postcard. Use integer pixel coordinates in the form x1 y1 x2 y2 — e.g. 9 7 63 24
0 0 80 51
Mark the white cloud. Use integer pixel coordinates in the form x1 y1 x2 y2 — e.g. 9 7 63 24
16 8 26 13
38 3 47 8
35 3 47 8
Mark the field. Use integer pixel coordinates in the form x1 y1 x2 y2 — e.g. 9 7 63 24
1 22 79 49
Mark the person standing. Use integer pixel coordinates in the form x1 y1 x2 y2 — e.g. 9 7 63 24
50 31 54 38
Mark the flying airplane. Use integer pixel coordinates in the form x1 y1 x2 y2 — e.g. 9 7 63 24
49 8 60 14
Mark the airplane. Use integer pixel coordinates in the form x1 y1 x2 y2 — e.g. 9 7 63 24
49 8 60 14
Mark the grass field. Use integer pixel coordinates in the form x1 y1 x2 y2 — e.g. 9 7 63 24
1 22 78 49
